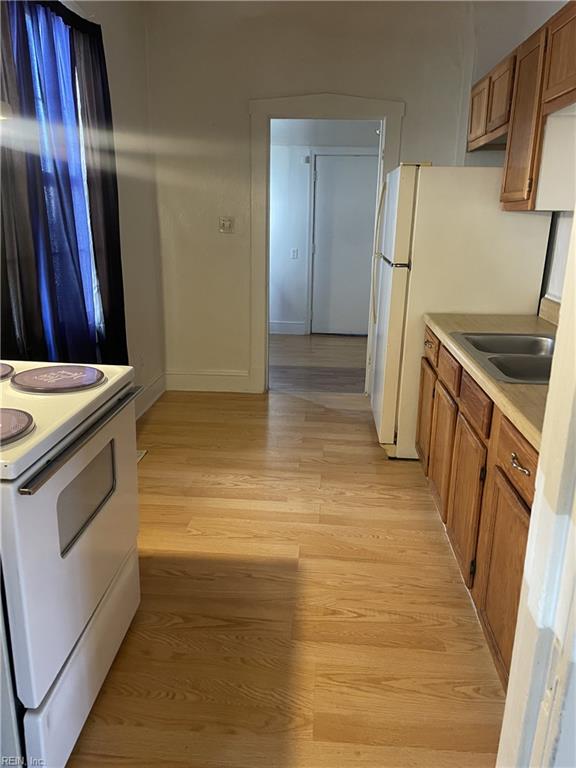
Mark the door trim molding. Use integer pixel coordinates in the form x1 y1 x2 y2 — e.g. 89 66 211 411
249 93 405 392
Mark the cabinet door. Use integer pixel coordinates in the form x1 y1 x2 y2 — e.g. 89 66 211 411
487 55 516 132
428 381 457 522
416 357 437 475
478 469 530 684
543 2 576 110
501 29 547 208
468 76 489 144
446 414 487 587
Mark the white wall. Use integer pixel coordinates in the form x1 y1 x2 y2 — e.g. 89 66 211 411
471 1 565 83
269 144 310 335
271 119 380 148
145 1 477 390
65 1 165 413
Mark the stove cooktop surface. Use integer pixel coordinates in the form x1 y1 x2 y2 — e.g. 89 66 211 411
0 360 134 481
11 365 106 393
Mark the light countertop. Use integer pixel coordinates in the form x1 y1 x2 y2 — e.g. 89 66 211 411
424 313 556 451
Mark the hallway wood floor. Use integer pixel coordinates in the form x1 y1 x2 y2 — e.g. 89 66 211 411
71 389 504 768
269 334 367 393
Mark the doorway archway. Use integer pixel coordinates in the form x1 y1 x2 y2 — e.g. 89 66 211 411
248 93 405 392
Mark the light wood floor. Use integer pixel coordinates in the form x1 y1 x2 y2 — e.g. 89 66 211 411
269 334 367 393
71 390 504 767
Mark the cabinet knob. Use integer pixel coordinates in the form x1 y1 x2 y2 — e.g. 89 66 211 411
511 452 531 477
424 340 434 349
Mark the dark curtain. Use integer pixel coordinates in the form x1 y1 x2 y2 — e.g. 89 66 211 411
1 0 128 364
1 1 48 359
73 24 128 365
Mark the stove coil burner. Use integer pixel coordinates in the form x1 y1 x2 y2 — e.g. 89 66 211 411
11 365 105 393
0 408 35 445
0 363 14 381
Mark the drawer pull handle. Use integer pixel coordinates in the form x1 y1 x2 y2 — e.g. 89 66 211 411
511 452 531 477
424 340 434 349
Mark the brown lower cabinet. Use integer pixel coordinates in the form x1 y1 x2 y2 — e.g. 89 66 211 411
446 413 487 587
415 357 436 473
417 327 538 688
473 468 530 685
428 380 457 522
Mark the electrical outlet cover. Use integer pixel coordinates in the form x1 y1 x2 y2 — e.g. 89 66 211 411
219 216 235 234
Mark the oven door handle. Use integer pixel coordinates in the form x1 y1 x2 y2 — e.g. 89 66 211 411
18 386 141 496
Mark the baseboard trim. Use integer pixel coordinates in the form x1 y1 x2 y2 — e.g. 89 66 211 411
135 373 166 419
269 321 307 335
165 369 256 392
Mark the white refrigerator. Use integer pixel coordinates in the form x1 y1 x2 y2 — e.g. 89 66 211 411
369 164 552 459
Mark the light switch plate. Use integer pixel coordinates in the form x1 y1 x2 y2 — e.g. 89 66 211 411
219 216 235 234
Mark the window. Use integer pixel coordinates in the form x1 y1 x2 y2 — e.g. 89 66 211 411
1 0 128 365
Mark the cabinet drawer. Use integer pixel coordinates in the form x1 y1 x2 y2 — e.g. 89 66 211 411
459 371 493 440
423 327 440 367
496 417 538 506
437 346 462 398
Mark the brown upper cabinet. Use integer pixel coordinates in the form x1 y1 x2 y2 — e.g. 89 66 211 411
500 29 547 210
468 77 490 147
467 2 576 210
487 55 517 133
467 56 515 151
542 1 576 113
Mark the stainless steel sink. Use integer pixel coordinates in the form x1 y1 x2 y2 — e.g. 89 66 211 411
489 354 552 383
460 333 555 356
451 332 555 384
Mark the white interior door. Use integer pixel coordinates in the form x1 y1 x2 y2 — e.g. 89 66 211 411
311 154 378 334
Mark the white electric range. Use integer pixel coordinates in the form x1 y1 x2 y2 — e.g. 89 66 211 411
0 361 141 768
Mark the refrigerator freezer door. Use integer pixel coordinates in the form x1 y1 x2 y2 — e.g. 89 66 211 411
370 164 418 445
370 258 409 444
378 165 418 266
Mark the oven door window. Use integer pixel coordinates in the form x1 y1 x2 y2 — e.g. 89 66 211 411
57 441 116 556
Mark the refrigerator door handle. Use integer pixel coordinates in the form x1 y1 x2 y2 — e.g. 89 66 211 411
380 253 410 269
371 181 387 324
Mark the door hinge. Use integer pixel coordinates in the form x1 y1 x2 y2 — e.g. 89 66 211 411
526 177 533 196
469 559 476 579
312 242 316 256
480 466 486 482
313 169 318 182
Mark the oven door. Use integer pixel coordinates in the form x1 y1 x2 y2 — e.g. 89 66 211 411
1 390 139 709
